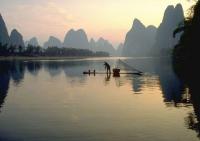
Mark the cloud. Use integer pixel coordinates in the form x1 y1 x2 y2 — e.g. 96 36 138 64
15 1 76 26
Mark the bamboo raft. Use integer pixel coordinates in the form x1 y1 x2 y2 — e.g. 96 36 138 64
83 59 143 76
83 70 143 76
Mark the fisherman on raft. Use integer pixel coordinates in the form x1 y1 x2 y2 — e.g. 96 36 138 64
104 62 111 74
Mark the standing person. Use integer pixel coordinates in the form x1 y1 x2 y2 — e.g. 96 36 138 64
104 62 111 74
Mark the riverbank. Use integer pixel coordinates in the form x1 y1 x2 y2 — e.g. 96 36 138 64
0 56 103 61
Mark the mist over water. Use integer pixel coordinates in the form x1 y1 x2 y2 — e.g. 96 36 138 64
0 57 198 141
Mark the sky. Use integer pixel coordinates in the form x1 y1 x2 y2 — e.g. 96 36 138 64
0 0 195 47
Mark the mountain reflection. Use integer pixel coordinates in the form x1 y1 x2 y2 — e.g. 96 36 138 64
0 61 10 111
132 76 144 93
9 61 25 85
177 69 200 138
0 58 191 108
26 61 42 76
119 58 186 97
0 58 200 141
0 58 198 137
155 58 189 107
44 61 62 77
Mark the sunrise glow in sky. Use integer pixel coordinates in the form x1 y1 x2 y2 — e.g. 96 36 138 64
0 0 195 46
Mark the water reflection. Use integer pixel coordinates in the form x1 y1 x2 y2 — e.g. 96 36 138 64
154 58 189 107
26 61 42 76
0 62 10 111
105 73 111 82
44 61 62 77
119 58 186 97
185 84 200 138
132 75 144 93
0 58 190 107
174 64 200 138
0 58 199 139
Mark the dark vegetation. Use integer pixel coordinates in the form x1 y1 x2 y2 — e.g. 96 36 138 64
173 0 199 83
0 44 109 57
173 0 200 137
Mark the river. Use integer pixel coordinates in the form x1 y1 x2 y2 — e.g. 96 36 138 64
0 57 199 141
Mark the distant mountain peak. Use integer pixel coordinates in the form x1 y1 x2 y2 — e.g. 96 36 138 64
0 13 4 21
0 14 10 45
175 3 184 19
69 29 75 31
11 29 19 34
133 18 141 24
31 37 37 40
44 36 62 48
10 29 25 48
175 3 183 10
63 28 89 49
98 37 104 40
91 37 116 56
27 37 39 46
132 18 145 30
77 29 87 36
49 36 57 40
68 29 75 34
97 37 106 43
122 18 157 57
162 5 175 22
152 3 184 55
90 38 95 41
166 5 174 10
90 38 96 44
77 29 85 33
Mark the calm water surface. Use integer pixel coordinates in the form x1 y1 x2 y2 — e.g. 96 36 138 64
0 57 198 141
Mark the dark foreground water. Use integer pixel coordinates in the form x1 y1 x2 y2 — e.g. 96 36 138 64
0 57 199 141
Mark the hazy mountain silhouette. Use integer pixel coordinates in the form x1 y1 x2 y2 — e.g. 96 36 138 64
89 37 116 56
0 14 10 46
9 29 25 52
152 4 184 55
122 19 157 57
116 43 123 56
25 37 39 47
89 38 96 51
0 14 116 56
63 29 89 49
44 36 62 48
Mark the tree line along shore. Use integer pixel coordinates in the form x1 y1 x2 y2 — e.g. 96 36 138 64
0 44 110 59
